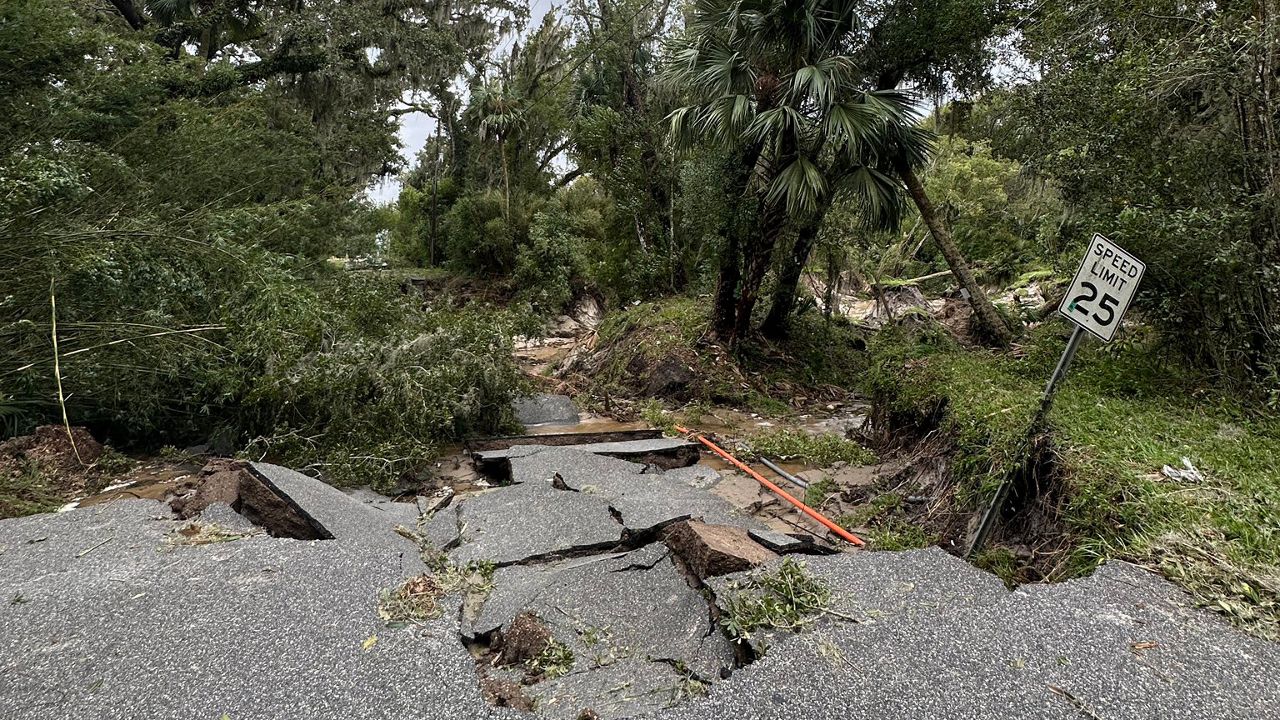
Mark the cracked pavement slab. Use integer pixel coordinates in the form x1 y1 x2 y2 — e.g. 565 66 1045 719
4 451 1278 720
529 657 702 720
507 446 648 484
507 448 764 536
661 549 1280 720
0 495 485 720
477 438 699 467
470 543 734 711
451 479 624 566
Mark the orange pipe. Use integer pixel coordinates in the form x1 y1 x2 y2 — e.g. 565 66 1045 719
675 425 865 547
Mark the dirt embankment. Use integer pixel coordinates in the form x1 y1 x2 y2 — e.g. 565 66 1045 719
1 426 107 517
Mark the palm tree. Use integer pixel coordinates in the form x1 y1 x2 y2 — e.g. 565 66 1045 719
665 0 925 344
474 80 524 221
668 0 1014 346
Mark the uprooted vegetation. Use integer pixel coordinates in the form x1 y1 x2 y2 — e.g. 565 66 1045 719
563 297 872 416
862 324 1280 640
719 559 835 651
2 252 527 496
0 425 134 518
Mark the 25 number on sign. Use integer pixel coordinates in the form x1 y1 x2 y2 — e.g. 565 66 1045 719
1067 281 1119 328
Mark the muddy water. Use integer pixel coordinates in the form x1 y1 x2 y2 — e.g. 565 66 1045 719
513 341 574 376
76 461 203 508
523 415 651 436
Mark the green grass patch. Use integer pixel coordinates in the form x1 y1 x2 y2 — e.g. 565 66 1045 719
749 429 876 467
865 324 1280 639
586 297 870 411
835 493 937 551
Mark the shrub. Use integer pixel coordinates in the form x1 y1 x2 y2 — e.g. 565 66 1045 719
442 190 526 275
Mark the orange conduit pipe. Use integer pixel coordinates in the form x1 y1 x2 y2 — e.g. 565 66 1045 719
675 425 865 547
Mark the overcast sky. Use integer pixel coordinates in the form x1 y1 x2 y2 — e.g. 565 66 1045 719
366 0 557 205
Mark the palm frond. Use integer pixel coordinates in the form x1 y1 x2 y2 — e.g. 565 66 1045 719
841 165 908 230
767 155 827 216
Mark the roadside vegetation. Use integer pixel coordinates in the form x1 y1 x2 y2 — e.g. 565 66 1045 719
866 325 1280 639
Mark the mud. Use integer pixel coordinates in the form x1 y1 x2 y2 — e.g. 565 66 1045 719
79 461 202 507
0 426 108 514
169 460 331 541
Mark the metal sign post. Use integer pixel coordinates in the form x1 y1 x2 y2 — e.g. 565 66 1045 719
1038 325 1086 421
968 233 1145 557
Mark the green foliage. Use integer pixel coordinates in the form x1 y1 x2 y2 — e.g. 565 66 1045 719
513 183 608 315
239 296 526 489
920 137 1066 284
720 559 833 648
835 492 933 550
441 190 526 274
866 324 1280 639
750 430 876 467
974 0 1280 382
0 0 525 484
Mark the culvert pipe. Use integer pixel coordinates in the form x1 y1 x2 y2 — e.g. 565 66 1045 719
758 457 809 490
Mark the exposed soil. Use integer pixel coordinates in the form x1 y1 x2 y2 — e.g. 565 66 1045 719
479 676 536 712
0 426 107 514
496 612 554 668
0 420 124 515
169 460 331 541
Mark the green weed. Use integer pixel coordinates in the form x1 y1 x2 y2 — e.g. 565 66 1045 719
528 639 575 680
749 429 875 467
720 559 833 646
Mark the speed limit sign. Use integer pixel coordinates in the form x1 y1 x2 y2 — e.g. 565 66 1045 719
1059 233 1145 342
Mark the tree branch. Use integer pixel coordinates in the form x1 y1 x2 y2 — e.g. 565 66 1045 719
537 140 572 174
555 167 586 188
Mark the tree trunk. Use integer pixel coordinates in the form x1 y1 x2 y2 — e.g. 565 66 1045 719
712 148 764 341
713 231 741 338
500 140 511 221
823 248 839 320
731 202 787 343
108 0 146 30
429 120 441 266
894 158 1014 347
762 217 822 338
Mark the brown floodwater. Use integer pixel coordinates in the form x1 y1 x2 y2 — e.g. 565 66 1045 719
524 416 651 436
76 461 203 508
